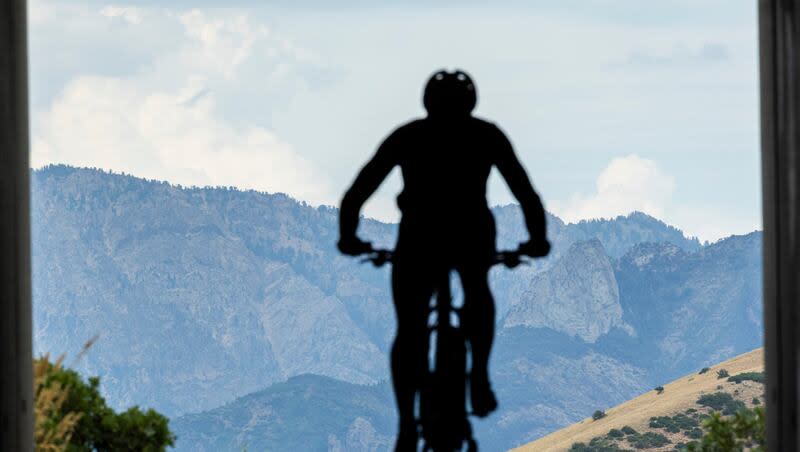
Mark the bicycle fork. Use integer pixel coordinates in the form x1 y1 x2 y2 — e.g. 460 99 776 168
419 270 478 452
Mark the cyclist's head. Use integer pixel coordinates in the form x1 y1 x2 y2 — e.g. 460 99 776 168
423 69 477 117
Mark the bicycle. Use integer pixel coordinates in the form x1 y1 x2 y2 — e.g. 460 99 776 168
361 247 533 452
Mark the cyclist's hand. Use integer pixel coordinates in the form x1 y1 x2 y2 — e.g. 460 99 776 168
519 239 551 258
337 237 373 256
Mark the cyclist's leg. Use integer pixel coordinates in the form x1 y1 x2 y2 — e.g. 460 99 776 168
458 262 497 416
391 256 434 441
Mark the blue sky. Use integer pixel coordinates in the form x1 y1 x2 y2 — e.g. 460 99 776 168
28 0 761 242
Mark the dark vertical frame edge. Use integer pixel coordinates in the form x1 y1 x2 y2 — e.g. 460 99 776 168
759 0 800 451
0 0 33 451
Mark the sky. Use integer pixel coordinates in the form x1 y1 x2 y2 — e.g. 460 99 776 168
28 0 761 242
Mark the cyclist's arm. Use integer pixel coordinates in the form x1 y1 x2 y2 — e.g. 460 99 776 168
339 129 402 246
492 125 547 242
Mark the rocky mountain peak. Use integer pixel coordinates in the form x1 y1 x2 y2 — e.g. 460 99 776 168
503 239 634 343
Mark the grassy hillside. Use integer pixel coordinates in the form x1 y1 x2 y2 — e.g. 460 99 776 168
514 348 764 451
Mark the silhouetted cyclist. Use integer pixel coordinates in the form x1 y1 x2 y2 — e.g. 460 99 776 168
338 69 550 450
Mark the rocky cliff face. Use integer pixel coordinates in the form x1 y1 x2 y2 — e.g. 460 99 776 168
504 239 633 342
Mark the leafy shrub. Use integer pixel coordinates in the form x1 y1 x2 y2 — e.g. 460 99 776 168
570 437 628 451
687 406 765 451
620 425 637 435
677 414 699 429
650 416 677 432
34 355 175 451
650 414 699 433
696 392 746 415
569 443 624 452
687 427 703 439
717 369 730 379
685 408 697 414
699 367 710 375
629 431 670 449
607 428 624 439
655 386 665 394
728 371 765 384
593 410 607 421
752 397 761 405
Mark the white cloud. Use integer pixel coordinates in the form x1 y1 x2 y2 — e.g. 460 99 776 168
100 6 143 24
31 8 331 205
550 155 762 242
551 154 675 223
176 10 264 80
33 75 329 203
28 1 760 240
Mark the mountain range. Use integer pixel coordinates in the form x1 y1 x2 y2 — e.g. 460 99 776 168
30 165 761 451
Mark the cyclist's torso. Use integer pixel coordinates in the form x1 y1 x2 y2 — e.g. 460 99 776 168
392 116 500 257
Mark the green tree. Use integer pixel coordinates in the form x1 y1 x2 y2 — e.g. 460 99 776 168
688 406 765 452
35 356 175 452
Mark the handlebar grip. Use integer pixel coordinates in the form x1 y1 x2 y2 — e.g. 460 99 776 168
360 249 393 267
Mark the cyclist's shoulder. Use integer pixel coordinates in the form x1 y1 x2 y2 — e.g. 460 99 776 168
392 116 507 138
465 116 504 132
381 118 426 145
392 118 427 134
468 116 510 141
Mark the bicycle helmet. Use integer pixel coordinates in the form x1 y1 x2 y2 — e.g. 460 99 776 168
423 69 477 117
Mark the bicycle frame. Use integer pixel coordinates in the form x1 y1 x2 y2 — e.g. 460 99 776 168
362 249 528 452
420 267 476 452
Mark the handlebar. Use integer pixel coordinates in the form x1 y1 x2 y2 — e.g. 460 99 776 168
359 249 394 267
359 248 533 269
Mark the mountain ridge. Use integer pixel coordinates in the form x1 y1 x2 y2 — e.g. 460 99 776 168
30 165 763 451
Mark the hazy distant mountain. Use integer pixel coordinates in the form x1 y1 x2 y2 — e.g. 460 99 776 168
611 233 763 374
171 375 395 452
170 338 649 452
30 166 762 451
492 205 701 259
483 232 762 450
32 165 398 416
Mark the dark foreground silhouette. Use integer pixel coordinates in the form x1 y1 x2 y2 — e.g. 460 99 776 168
338 69 550 451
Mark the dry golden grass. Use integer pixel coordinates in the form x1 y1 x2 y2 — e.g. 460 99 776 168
34 354 83 452
34 337 97 452
512 348 764 452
